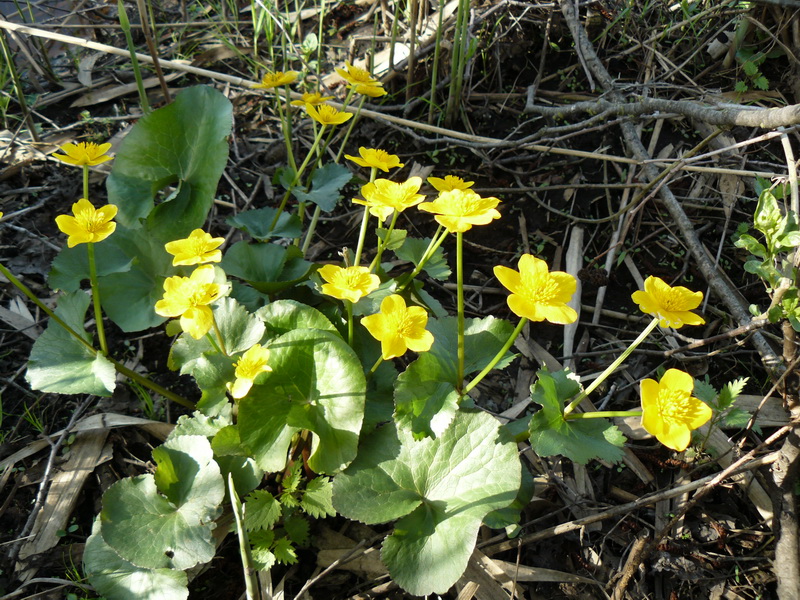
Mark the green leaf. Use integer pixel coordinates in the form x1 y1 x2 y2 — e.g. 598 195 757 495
332 410 520 596
170 411 229 439
244 490 282 531
734 80 749 93
213 297 267 354
301 477 336 518
743 60 759 77
227 208 303 240
394 237 451 281
26 291 116 396
753 76 769 90
693 378 718 408
238 329 366 473
377 228 407 251
734 233 768 259
100 435 224 570
272 536 298 564
222 242 315 295
721 407 752 429
292 163 352 212
528 369 626 464
249 529 276 570
718 377 748 411
283 514 310 546
255 300 338 336
393 316 515 438
49 240 132 292
85 517 189 600
216 455 263 499
107 86 232 238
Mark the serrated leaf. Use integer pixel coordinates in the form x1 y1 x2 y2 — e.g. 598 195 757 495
84 517 189 600
107 86 232 238
255 300 337 336
693 378 718 409
734 81 749 93
332 410 520 596
528 369 626 464
281 461 303 496
292 163 352 212
721 407 752 429
394 237 451 281
753 76 769 90
227 208 302 240
283 514 310 546
26 291 116 396
743 61 759 77
238 329 365 474
222 242 314 295
272 536 298 564
249 529 276 571
100 435 224 570
718 377 748 411
301 477 336 518
244 490 282 531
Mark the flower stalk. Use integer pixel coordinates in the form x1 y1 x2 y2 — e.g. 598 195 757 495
463 317 527 395
86 242 108 355
456 231 465 390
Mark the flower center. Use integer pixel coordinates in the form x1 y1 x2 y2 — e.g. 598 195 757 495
520 274 559 304
656 389 693 422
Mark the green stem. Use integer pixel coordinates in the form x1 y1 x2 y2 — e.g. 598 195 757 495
118 0 150 115
276 88 297 172
564 410 642 421
353 166 379 267
86 242 108 355
369 210 400 272
111 358 194 409
346 300 354 346
456 231 465 391
396 226 448 293
0 262 193 408
368 355 383 375
269 124 328 232
228 474 259 600
82 165 89 201
333 95 365 163
211 313 228 356
301 204 322 256
463 317 527 395
563 317 660 416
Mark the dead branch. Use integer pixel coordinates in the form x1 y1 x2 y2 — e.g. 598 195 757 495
525 95 800 130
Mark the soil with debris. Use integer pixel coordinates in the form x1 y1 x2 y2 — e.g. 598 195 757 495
1 1 799 599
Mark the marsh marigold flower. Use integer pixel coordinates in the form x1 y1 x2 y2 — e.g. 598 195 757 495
53 142 113 166
306 104 353 126
641 368 712 452
253 71 298 90
427 175 474 192
55 199 117 248
494 254 577 324
353 177 424 220
290 91 333 107
228 343 272 399
318 264 380 303
165 229 225 266
345 147 404 172
353 83 387 97
154 265 224 339
631 276 705 328
361 294 434 359
334 61 387 97
418 188 501 233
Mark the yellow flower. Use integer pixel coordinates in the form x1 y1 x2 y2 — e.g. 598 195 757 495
418 188 501 233
318 264 380 303
290 91 333 107
352 177 425 220
306 104 353 126
55 198 118 248
164 229 225 266
640 369 712 452
353 82 387 97
493 254 577 324
252 71 298 90
631 276 705 328
361 295 434 359
154 265 224 339
335 61 379 86
345 147 404 172
52 142 113 166
427 175 474 192
227 343 272 399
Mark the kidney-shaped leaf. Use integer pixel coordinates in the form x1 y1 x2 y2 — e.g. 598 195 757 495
238 329 365 474
84 517 189 600
332 410 521 596
100 435 224 570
